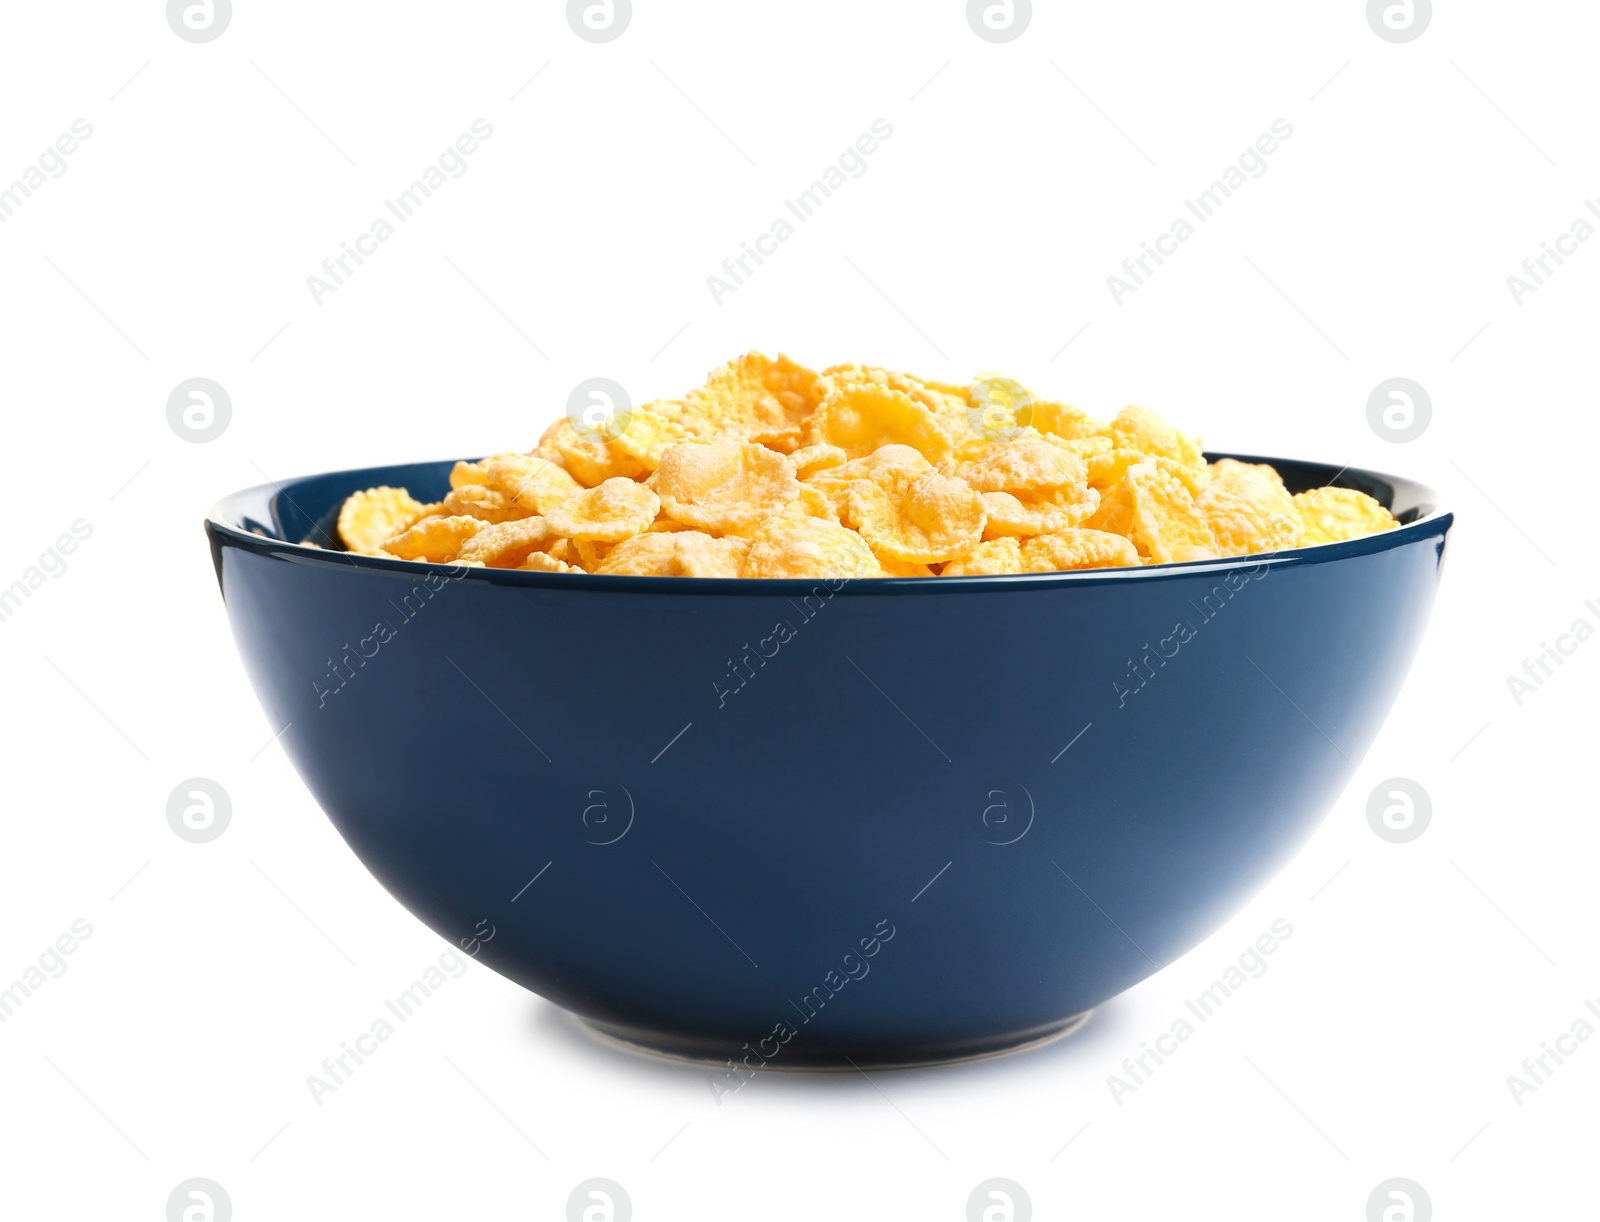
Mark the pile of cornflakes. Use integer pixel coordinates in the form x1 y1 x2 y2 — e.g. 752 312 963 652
335 353 1398 578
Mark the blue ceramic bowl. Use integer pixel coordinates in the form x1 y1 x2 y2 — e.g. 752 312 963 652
206 455 1450 1069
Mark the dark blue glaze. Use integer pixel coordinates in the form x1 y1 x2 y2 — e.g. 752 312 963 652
206 456 1451 1066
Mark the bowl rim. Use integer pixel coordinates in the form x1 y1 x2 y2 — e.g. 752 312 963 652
205 452 1453 596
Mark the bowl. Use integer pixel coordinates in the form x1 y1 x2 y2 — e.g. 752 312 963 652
206 454 1451 1070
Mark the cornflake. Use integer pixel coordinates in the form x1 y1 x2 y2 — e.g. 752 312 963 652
651 440 800 536
740 516 882 579
848 471 986 564
1294 486 1400 544
543 478 660 542
338 486 426 555
381 515 484 562
334 352 1403 576
1196 459 1303 555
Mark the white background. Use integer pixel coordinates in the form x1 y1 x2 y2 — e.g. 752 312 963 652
1 1 1596 1218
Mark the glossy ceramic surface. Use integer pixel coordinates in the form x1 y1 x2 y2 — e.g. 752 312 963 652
206 456 1450 1067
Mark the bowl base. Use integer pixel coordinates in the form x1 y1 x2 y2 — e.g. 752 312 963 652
573 1009 1094 1072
